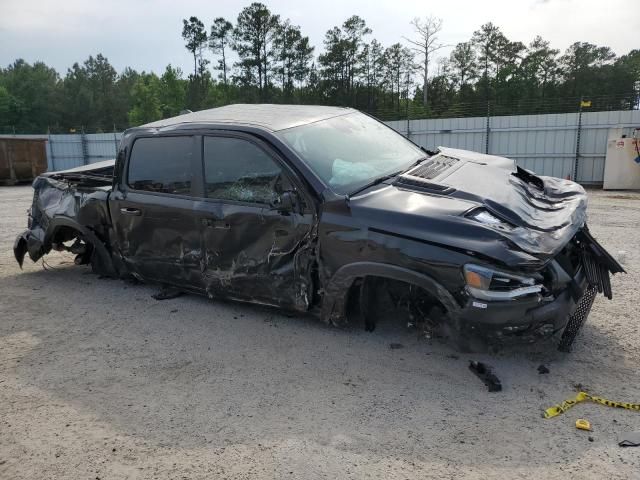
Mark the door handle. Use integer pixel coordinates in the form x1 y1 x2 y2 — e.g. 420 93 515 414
120 207 141 216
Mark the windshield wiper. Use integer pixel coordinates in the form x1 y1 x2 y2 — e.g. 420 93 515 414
347 170 404 198
346 156 431 199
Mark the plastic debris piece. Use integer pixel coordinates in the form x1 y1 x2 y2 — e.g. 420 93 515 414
575 419 591 431
619 432 640 447
469 361 502 392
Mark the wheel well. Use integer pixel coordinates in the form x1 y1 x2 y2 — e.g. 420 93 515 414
345 275 449 332
50 225 82 245
48 225 95 265
47 220 119 275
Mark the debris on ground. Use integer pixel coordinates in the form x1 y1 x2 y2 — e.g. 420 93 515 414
537 364 550 374
389 343 404 350
619 432 640 447
152 286 184 300
468 361 502 392
544 391 640 418
575 419 591 431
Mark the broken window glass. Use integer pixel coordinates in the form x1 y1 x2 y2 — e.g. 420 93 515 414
203 136 282 205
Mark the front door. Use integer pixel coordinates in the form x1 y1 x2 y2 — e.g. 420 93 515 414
196 134 315 309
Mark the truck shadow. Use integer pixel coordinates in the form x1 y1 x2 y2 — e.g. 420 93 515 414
2 263 637 473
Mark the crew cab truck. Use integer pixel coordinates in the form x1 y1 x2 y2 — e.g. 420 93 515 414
14 105 624 351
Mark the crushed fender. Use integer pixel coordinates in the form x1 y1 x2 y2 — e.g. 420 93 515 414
544 391 640 418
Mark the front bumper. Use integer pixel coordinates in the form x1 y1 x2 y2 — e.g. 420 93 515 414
456 266 589 345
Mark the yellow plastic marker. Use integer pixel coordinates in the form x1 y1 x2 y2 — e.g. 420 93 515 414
575 419 591 431
544 391 640 419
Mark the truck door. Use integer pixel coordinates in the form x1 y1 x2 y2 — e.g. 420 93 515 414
194 134 315 310
109 135 204 290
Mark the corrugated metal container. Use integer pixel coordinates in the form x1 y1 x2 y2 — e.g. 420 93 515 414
0 138 48 185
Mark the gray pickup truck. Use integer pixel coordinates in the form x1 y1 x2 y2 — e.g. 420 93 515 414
14 104 624 351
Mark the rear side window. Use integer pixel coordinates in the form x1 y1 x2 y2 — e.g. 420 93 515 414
203 136 283 204
128 136 195 194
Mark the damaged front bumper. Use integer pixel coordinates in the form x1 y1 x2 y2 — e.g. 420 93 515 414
453 227 624 348
458 268 587 345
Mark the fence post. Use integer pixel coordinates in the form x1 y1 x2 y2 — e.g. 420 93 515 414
573 97 583 182
47 127 55 171
81 126 89 165
485 101 491 154
406 114 411 140
113 124 119 156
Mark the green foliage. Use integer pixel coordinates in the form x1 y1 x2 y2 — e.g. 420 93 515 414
0 86 12 122
0 5 638 133
0 59 61 132
127 73 162 126
159 65 186 117
233 3 281 98
182 16 208 79
210 17 234 85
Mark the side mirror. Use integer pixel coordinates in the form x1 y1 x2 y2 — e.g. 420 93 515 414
272 190 297 213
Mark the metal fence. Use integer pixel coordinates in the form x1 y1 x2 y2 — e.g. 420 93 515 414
46 132 122 171
387 109 640 184
2 109 639 185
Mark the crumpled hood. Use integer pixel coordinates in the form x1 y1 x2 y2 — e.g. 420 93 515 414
435 147 586 233
348 147 588 267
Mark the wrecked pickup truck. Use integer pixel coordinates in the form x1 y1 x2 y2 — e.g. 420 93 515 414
14 104 624 351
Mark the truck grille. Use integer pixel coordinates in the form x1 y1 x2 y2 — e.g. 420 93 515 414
558 285 597 352
581 249 613 299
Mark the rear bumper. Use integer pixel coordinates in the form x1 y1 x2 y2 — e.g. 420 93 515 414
457 267 589 345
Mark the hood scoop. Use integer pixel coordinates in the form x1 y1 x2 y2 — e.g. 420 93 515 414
407 155 459 180
394 154 459 194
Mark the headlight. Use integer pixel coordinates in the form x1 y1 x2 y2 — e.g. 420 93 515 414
463 264 542 300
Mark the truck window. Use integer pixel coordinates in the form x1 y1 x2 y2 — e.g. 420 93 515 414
128 136 195 195
203 136 282 204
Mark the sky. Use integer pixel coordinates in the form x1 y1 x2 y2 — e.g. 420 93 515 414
1 0 638 76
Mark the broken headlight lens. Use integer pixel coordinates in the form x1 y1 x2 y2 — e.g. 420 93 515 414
463 264 542 300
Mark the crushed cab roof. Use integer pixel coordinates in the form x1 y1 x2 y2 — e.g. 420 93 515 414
140 104 354 132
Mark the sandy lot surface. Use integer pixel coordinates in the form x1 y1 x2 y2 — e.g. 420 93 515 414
1 185 639 479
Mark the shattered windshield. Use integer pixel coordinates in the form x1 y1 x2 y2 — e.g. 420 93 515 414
276 112 424 194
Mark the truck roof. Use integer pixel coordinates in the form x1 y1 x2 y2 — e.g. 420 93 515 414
140 104 355 132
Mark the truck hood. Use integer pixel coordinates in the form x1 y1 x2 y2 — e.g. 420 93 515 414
348 147 588 267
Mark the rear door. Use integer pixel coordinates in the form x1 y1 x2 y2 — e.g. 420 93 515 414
109 135 204 289
195 133 315 309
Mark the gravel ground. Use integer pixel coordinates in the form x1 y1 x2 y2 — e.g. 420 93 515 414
1 185 639 480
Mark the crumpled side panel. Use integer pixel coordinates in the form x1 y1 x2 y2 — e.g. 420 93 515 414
13 176 114 274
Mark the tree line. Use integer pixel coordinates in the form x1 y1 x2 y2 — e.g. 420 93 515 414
1 1 638 133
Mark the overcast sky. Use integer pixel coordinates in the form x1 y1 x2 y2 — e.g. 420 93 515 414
1 0 638 76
